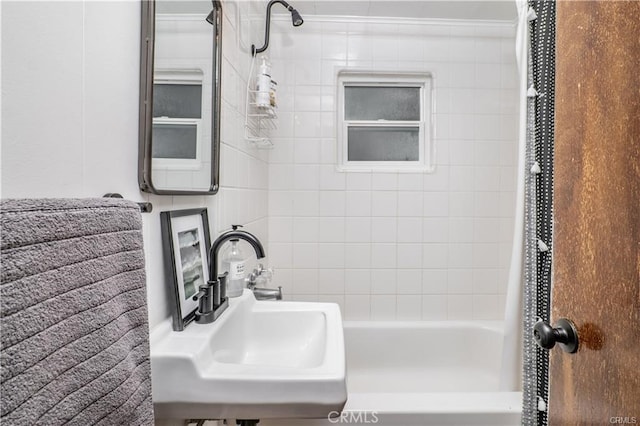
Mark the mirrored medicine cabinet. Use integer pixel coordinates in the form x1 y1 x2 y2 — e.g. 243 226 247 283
139 0 222 195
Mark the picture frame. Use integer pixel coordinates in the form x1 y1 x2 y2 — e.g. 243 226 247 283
160 208 211 331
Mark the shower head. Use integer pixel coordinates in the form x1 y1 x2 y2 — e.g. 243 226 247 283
252 0 304 56
290 8 304 27
205 11 214 25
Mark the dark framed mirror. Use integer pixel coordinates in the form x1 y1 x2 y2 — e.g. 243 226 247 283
139 0 222 195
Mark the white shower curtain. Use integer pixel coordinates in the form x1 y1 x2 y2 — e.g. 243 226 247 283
499 0 530 392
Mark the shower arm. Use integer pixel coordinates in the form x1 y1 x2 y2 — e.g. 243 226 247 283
252 0 295 56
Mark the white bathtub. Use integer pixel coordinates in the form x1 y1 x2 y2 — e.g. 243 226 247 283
262 321 522 426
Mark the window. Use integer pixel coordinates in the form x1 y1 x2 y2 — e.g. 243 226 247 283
152 121 199 159
152 69 204 169
337 72 433 172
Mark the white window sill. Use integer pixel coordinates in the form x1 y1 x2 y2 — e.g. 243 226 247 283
336 164 435 173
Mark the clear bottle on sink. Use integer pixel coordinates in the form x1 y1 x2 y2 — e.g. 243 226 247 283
220 239 246 298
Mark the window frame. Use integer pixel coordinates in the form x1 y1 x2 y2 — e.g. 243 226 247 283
337 71 434 172
152 117 203 169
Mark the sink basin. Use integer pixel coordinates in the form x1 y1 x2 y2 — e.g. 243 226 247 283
150 290 347 420
212 310 326 368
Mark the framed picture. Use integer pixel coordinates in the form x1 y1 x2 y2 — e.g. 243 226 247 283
160 208 211 331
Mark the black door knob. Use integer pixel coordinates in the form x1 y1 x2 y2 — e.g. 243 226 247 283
533 318 579 353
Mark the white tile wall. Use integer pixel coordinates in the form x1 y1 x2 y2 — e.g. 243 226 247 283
265 16 519 321
2 0 518 325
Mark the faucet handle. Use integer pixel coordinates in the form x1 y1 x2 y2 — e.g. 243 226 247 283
255 264 274 281
246 265 274 289
192 283 214 317
261 267 274 281
192 284 209 301
245 270 259 289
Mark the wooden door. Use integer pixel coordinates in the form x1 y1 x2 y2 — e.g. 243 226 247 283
551 1 640 424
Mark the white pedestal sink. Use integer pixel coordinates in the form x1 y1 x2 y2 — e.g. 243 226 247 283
150 290 347 420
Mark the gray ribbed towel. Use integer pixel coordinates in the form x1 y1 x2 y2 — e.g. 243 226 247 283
1 198 154 426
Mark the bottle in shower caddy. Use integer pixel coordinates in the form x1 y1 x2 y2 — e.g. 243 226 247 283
269 79 278 109
220 236 247 298
255 56 272 108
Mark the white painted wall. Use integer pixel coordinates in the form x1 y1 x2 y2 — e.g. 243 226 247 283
265 16 519 321
1 0 269 329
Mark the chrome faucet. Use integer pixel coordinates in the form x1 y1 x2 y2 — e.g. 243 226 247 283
245 264 282 300
192 225 266 324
